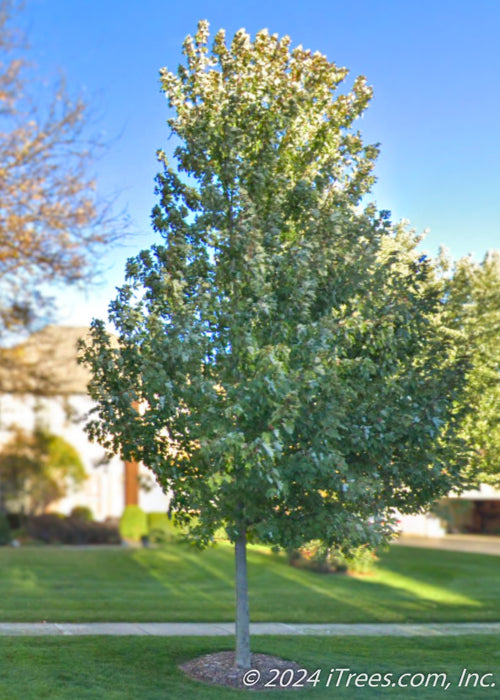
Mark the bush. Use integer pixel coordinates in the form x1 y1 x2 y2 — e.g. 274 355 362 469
119 505 148 541
70 505 94 522
27 514 120 545
27 514 69 543
343 545 379 575
6 512 24 530
288 541 378 575
76 519 121 545
147 511 169 533
0 513 11 545
147 511 183 544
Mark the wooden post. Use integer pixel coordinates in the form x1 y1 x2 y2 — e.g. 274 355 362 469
124 460 139 507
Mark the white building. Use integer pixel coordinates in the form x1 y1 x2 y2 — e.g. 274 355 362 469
399 485 500 537
0 325 169 520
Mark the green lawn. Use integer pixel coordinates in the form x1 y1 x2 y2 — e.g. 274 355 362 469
0 635 498 699
0 542 499 623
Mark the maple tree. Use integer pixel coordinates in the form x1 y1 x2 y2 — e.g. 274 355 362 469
82 22 472 668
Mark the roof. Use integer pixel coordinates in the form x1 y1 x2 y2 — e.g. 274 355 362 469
0 325 92 395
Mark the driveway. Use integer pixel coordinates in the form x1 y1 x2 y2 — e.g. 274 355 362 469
395 534 500 556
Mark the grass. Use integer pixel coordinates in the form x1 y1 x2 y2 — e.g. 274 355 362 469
1 542 500 623
1 545 499 697
0 635 498 699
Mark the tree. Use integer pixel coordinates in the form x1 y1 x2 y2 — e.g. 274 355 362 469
0 427 86 515
0 0 115 340
81 22 472 670
445 251 500 485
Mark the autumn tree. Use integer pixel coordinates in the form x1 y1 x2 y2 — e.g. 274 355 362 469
0 0 115 340
81 23 472 670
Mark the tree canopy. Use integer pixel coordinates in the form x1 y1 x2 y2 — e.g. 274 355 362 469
0 427 86 515
445 251 500 486
81 22 473 667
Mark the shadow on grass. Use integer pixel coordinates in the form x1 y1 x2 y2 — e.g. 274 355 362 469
128 541 487 623
131 543 235 605
0 542 492 624
243 544 484 623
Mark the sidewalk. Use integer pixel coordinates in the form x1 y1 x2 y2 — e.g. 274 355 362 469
1 621 500 636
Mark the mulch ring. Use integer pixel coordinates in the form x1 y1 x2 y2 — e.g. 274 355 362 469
180 651 312 691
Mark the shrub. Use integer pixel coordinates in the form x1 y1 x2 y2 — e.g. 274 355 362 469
70 505 94 522
6 512 24 530
0 513 11 545
27 514 120 544
74 519 120 545
147 511 183 544
342 546 379 575
119 505 148 541
27 514 73 543
147 511 169 533
288 541 378 575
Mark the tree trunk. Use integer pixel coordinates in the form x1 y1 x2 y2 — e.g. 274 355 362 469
235 528 251 668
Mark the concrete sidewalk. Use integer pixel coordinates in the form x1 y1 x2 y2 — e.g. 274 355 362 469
1 622 500 636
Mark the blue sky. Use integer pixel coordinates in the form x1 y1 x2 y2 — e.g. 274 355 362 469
19 0 500 326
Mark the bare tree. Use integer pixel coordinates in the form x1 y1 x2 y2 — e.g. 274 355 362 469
0 0 118 338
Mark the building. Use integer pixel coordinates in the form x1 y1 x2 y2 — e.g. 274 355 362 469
399 486 500 537
0 325 169 520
